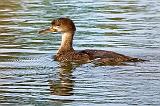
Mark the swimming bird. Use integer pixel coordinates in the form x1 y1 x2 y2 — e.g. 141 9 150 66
39 18 144 65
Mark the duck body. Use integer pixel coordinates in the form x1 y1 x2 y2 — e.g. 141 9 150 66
54 49 142 64
54 50 90 62
39 17 145 65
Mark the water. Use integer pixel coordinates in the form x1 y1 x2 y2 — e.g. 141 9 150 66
0 0 160 105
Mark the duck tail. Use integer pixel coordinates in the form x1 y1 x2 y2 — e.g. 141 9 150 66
128 57 147 62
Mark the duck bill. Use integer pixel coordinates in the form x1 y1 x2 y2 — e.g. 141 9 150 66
38 27 57 34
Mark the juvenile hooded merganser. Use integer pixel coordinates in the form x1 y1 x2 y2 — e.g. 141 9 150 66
39 18 145 65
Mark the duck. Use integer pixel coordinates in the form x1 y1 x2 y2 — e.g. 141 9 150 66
39 17 145 65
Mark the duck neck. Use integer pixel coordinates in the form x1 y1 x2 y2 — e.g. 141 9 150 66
58 31 75 53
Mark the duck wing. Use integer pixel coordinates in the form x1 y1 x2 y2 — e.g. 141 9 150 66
79 49 145 63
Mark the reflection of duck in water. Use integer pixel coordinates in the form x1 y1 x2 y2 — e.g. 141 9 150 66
49 74 74 96
39 18 145 65
49 63 75 96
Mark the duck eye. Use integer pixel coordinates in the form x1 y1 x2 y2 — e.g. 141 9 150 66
56 24 61 28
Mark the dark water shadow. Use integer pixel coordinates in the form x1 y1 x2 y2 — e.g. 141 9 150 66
48 62 81 96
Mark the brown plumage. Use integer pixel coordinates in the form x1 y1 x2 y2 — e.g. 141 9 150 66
39 18 145 65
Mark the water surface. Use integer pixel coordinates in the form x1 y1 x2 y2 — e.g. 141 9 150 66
0 0 160 106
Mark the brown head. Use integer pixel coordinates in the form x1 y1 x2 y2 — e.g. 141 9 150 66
39 18 76 34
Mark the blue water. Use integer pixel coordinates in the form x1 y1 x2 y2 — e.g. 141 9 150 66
0 0 160 105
